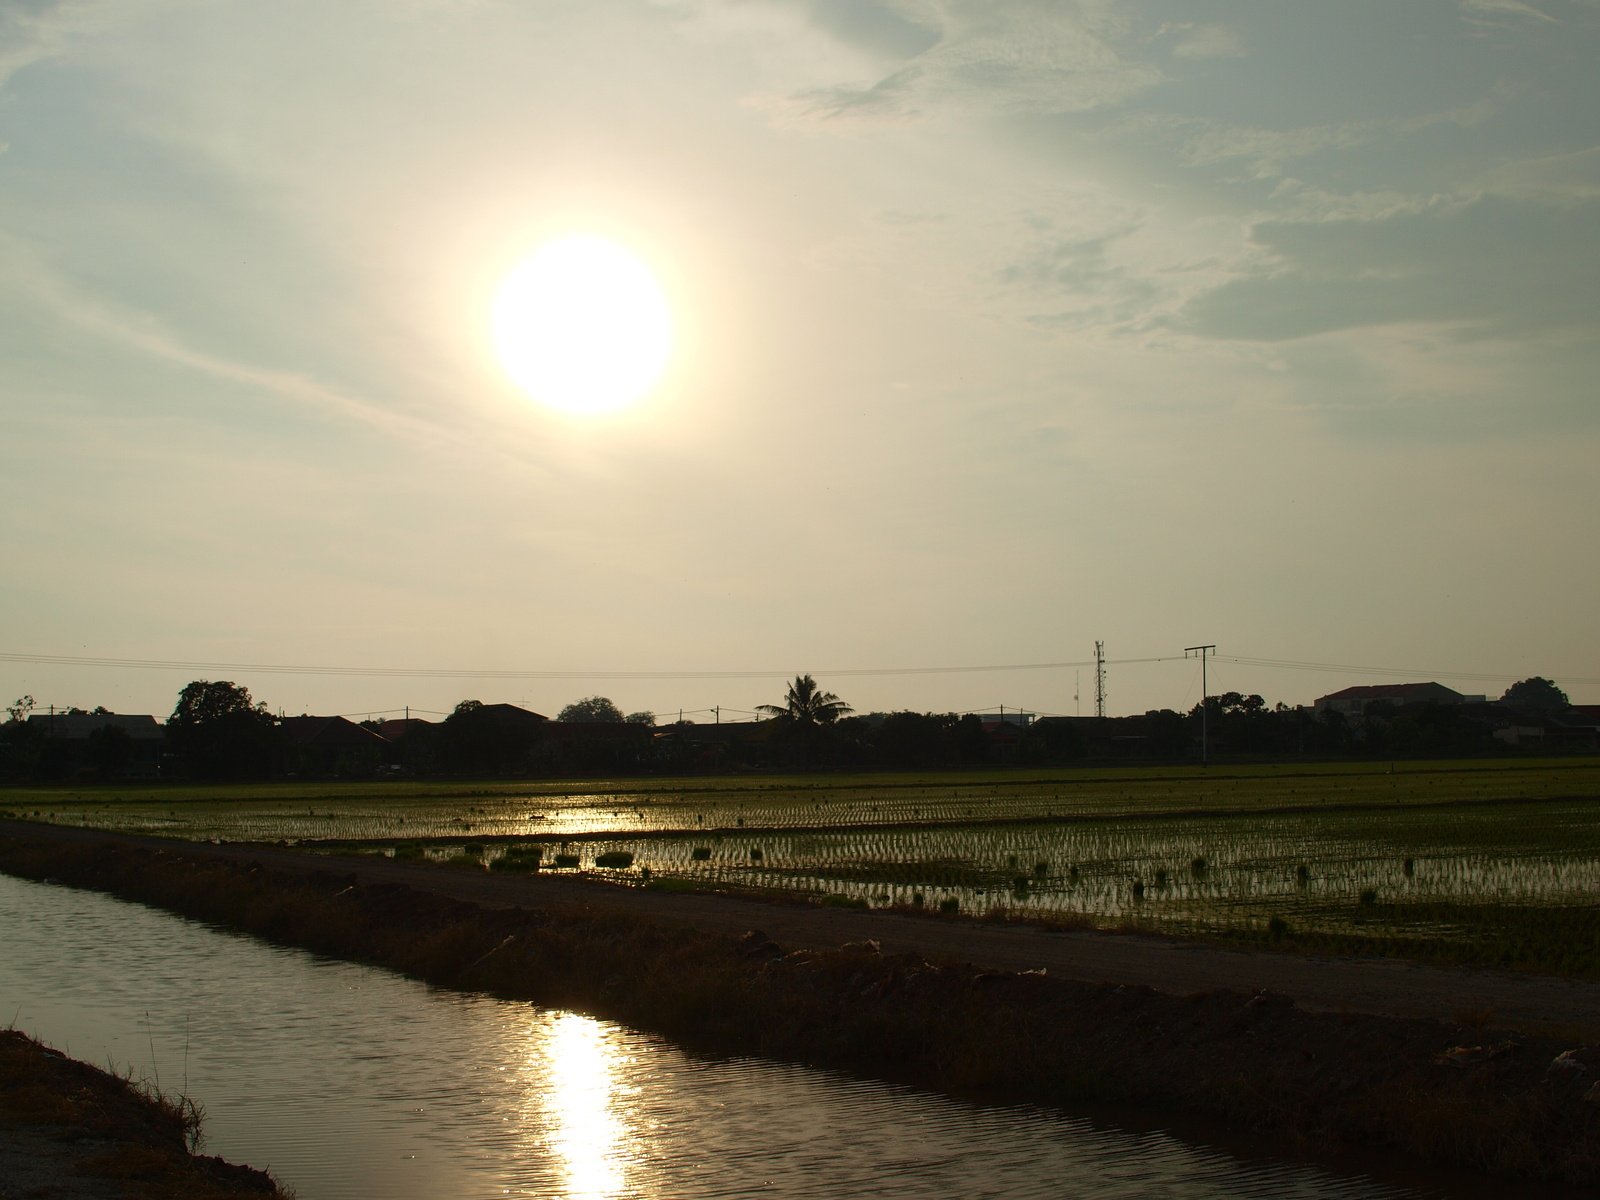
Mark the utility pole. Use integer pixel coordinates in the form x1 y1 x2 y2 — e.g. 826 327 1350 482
1094 641 1106 718
1185 644 1216 766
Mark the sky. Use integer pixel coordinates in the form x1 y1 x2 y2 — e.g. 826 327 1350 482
3 0 1598 726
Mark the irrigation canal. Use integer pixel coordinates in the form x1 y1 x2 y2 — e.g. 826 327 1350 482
0 872 1520 1199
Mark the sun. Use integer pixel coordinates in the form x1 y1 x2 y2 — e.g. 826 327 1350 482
492 234 672 415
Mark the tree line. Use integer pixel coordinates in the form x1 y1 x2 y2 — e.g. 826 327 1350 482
0 674 1585 783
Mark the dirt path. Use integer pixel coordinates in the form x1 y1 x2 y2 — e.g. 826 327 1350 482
6 818 1599 1037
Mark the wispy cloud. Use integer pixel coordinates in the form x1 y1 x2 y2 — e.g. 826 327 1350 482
1160 21 1246 60
0 0 122 89
770 1 1160 126
1129 91 1504 182
1176 193 1600 344
1458 0 1558 25
3 233 466 452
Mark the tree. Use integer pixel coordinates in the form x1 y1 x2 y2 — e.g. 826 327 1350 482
443 699 514 775
166 680 275 779
758 675 853 769
1501 677 1569 714
5 695 34 725
557 696 625 723
758 674 852 727
624 710 655 727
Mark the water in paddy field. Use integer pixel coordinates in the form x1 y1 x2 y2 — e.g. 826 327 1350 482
0 873 1484 1199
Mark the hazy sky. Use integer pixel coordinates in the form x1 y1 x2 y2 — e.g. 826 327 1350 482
3 0 1597 725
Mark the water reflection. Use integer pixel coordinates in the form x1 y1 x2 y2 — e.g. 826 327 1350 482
542 1012 630 1198
0 871 1485 1199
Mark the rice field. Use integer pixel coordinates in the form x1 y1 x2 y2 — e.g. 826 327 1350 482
7 757 1600 974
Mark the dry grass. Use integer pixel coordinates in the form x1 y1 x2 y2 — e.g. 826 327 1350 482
0 1027 292 1198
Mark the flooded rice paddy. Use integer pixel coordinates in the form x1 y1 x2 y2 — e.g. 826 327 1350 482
10 759 1600 958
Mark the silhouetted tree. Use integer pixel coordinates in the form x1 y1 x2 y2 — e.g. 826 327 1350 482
1501 677 1569 714
167 680 275 779
442 699 514 775
759 674 852 727
1019 718 1088 765
557 696 625 722
758 674 852 769
0 706 44 780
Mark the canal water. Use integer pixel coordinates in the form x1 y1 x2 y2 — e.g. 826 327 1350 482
0 872 1466 1199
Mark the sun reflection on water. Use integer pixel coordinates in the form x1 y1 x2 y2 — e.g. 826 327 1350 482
538 1011 633 1199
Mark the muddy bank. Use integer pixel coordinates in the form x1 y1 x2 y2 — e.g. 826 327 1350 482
2 828 1599 1188
0 1029 289 1200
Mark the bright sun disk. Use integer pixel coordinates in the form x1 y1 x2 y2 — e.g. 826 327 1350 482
492 234 672 415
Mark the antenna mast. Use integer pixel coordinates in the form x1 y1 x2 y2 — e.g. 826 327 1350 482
1094 641 1106 719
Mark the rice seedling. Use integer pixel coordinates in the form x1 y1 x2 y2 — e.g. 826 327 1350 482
17 759 1600 973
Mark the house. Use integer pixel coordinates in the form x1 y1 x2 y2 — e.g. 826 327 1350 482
436 702 549 774
1494 708 1600 752
540 720 655 772
471 703 549 729
277 715 390 777
1313 682 1480 719
373 717 434 742
654 721 774 771
24 712 165 778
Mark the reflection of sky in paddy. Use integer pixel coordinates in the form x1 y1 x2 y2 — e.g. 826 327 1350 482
24 788 1600 940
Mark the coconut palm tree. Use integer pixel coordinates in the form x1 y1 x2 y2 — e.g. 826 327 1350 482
758 674 852 727
758 675 853 769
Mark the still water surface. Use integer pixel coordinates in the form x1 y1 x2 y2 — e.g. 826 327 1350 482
1 872 1462 1199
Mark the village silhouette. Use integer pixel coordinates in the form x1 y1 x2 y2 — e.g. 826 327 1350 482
2 673 1588 782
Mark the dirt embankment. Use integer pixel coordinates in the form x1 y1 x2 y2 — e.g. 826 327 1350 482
0 1029 288 1200
3 819 1600 1188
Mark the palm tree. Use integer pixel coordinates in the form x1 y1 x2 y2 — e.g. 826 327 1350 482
758 675 852 769
758 674 852 727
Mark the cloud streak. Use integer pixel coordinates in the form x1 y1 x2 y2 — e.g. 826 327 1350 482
3 233 484 456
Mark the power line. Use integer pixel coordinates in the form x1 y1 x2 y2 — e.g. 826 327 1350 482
2 648 1594 688
1218 656 1600 687
0 649 1178 681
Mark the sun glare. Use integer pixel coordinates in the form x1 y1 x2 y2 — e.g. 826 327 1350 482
492 234 672 416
